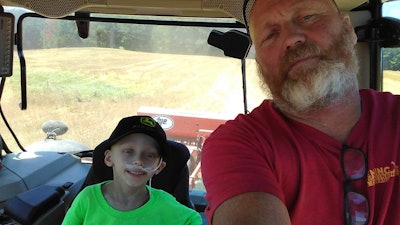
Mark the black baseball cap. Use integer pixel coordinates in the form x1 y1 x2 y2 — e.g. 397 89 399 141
105 115 167 158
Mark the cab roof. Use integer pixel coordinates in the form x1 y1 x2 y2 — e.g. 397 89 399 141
0 0 369 20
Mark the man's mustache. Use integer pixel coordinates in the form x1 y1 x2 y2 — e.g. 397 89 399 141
280 44 323 74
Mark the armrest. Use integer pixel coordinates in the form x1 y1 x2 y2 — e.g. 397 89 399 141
4 185 64 225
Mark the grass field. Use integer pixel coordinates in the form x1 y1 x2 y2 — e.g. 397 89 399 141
0 48 399 152
383 70 400 94
0 48 265 151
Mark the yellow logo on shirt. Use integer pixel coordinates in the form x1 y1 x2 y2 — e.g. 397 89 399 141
367 161 399 187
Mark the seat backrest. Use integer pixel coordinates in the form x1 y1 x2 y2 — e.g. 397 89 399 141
82 139 194 208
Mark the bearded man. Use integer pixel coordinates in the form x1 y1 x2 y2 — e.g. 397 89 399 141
201 0 400 224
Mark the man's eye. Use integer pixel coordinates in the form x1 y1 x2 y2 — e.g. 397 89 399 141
302 14 314 20
260 30 278 46
266 32 275 40
266 31 278 40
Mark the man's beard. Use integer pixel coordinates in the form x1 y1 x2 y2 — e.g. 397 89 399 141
258 21 359 114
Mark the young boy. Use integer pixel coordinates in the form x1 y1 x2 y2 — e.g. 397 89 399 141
62 115 202 225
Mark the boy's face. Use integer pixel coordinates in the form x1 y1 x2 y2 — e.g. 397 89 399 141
104 133 166 188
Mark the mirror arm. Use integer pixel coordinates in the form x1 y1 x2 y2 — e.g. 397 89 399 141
241 59 248 114
16 13 27 110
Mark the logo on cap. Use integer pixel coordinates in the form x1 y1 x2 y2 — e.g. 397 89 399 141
140 116 156 128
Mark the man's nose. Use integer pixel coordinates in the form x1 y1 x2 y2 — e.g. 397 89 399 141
284 24 306 50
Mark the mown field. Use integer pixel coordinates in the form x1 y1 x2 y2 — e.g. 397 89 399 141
0 48 264 151
382 70 400 94
0 48 399 152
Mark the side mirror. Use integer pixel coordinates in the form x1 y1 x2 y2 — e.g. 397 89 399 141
207 29 251 60
356 17 400 48
75 12 90 39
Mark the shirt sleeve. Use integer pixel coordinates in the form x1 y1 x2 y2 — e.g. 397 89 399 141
201 115 284 222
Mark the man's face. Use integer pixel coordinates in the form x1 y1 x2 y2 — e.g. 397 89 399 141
249 0 359 113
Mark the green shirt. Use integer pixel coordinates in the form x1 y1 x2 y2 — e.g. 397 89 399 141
62 182 202 225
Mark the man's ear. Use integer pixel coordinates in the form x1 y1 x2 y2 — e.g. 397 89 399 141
154 161 167 175
343 14 358 44
104 149 113 167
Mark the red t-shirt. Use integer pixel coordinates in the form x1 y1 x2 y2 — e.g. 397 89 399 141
202 89 400 224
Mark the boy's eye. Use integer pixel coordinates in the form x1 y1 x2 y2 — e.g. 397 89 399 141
144 152 157 159
123 149 133 154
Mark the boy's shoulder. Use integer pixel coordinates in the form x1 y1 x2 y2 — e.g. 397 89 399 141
149 187 190 209
149 187 202 223
149 187 176 202
77 181 108 201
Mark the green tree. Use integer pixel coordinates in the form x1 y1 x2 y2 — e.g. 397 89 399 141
383 48 400 71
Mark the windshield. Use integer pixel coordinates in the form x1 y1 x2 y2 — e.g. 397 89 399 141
382 1 400 94
0 11 265 191
4 4 400 192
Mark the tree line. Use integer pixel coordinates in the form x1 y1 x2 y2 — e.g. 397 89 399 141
12 10 400 70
